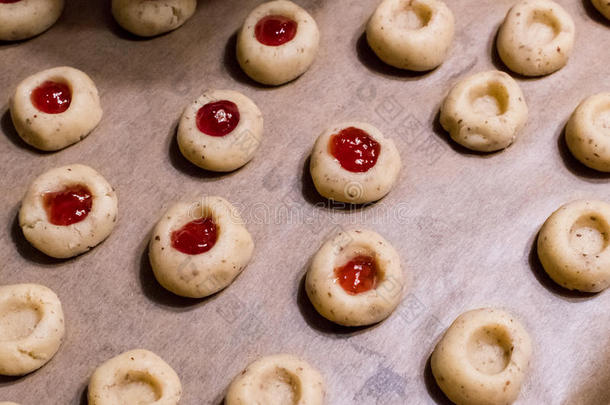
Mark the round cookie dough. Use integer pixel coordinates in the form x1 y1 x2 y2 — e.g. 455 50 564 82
366 0 455 71
226 354 325 405
431 308 532 405
0 284 65 376
497 0 575 77
177 89 264 172
566 93 610 172
10 66 103 151
538 200 610 292
111 0 196 37
592 0 610 20
310 122 401 204
88 349 182 405
149 196 254 298
306 229 405 327
237 0 320 86
0 402 20 405
0 0 64 41
440 70 528 152
19 164 118 259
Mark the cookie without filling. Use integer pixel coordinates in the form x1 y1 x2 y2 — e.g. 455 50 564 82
566 93 610 172
112 0 196 37
88 349 182 405
497 0 575 76
431 308 532 405
538 200 610 292
0 0 64 41
0 284 65 376
366 0 455 71
226 354 325 405
440 70 528 152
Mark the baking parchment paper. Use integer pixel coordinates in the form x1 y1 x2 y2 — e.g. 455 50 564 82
1 0 609 404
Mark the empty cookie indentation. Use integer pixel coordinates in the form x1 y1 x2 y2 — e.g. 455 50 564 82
0 301 42 341
467 325 512 375
569 215 609 256
395 1 433 30
526 10 560 45
259 367 302 405
114 371 163 404
470 82 510 117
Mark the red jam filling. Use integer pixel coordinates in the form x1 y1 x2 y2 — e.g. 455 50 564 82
196 100 240 137
334 255 378 295
31 81 71 114
0 0 22 3
329 127 381 173
43 185 92 226
255 15 298 46
171 217 218 255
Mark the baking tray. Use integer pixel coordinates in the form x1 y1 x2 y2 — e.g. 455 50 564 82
1 0 609 404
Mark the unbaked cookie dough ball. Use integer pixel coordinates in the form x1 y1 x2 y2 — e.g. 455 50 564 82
566 93 610 172
88 349 182 405
0 0 64 41
19 164 118 259
177 89 263 172
497 0 575 77
538 200 610 292
0 402 21 405
366 0 455 71
0 284 65 376
10 66 103 151
237 0 320 85
431 308 532 405
310 122 401 204
592 0 610 20
149 196 254 298
306 229 405 327
111 0 196 37
226 354 325 405
440 70 528 152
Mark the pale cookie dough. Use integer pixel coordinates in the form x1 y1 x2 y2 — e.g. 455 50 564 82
538 200 610 292
306 229 405 327
497 0 575 76
566 93 610 172
310 122 401 204
0 402 20 405
0 0 64 41
88 349 182 405
226 354 325 405
10 66 103 151
177 89 264 172
431 308 532 405
149 196 254 298
366 0 455 71
111 0 196 37
0 284 65 376
237 0 320 85
19 164 118 259
592 0 610 20
440 70 528 152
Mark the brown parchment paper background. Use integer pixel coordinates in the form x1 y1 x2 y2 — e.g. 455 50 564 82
1 0 610 404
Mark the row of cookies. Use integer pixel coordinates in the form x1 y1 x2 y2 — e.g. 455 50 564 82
3 0 609 83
